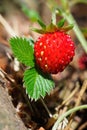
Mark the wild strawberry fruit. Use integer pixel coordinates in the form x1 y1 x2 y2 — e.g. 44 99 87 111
78 53 87 69
34 31 75 74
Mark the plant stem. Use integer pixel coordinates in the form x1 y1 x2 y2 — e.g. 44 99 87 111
61 0 69 10
61 11 87 53
51 9 57 25
40 98 52 117
52 105 87 130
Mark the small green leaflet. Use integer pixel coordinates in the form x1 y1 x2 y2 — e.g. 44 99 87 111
23 68 54 100
10 37 34 67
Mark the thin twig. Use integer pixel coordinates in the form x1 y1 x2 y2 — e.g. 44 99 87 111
78 121 87 130
65 80 87 130
0 14 17 37
56 82 79 111
40 98 52 117
0 68 15 83
75 80 87 106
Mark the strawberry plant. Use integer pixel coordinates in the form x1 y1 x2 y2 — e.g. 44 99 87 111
9 10 75 101
10 37 54 100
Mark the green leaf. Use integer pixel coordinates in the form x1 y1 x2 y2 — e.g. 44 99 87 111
23 68 54 100
57 18 65 28
10 37 35 67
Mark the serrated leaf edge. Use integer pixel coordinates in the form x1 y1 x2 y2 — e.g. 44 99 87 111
23 68 54 101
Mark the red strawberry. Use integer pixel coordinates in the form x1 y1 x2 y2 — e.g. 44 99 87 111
78 53 87 69
34 31 75 74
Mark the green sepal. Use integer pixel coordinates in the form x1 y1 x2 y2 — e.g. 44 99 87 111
46 23 58 32
31 8 74 34
37 19 46 29
61 24 74 32
23 67 54 101
31 28 46 34
57 18 65 28
32 22 58 34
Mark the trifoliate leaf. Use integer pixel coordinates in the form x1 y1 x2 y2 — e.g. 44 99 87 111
10 37 35 67
23 68 54 100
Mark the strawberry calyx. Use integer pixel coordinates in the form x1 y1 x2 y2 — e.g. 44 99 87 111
33 9 75 74
32 10 73 34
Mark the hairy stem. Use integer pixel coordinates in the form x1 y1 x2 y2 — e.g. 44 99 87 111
51 9 57 25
